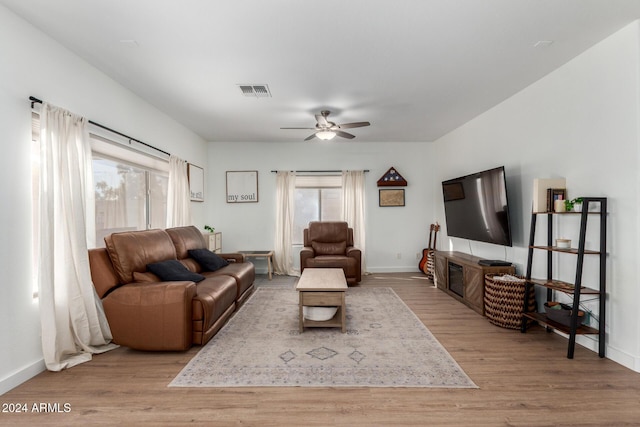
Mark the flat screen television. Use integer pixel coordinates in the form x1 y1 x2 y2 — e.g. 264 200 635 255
442 166 513 246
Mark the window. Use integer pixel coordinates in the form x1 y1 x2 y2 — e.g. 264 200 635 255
32 112 169 250
292 175 342 245
93 156 168 247
91 135 169 247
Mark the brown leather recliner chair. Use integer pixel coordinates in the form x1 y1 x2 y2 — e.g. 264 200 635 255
300 221 361 284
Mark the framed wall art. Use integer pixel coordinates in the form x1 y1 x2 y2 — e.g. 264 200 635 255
379 189 405 207
188 163 204 202
226 170 258 203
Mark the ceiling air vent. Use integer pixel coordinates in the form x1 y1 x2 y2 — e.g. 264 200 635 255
238 84 271 98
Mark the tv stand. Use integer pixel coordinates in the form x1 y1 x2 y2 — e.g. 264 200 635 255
433 251 515 315
478 259 512 267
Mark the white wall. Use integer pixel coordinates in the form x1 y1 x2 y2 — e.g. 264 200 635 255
207 141 435 273
0 5 209 394
432 21 640 371
2 4 637 396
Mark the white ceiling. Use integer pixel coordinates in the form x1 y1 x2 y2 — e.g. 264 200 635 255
3 0 640 143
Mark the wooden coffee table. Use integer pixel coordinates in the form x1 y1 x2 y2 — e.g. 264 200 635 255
296 268 348 333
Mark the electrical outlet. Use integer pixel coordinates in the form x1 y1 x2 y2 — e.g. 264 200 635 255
416 252 420 260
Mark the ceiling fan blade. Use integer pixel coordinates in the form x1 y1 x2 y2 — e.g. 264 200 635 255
315 113 329 127
304 133 317 141
335 130 356 139
337 121 370 129
280 127 316 130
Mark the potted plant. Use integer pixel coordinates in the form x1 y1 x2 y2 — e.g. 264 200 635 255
564 197 584 212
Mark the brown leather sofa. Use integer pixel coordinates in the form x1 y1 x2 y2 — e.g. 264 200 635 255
88 226 255 351
300 221 362 285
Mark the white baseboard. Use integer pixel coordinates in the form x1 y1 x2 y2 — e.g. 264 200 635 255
256 267 426 275
366 267 422 273
603 343 640 373
551 332 640 373
0 359 46 396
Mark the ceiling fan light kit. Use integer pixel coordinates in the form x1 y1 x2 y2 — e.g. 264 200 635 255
281 110 370 141
316 130 336 140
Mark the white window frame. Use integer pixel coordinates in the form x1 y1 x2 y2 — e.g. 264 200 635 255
293 174 343 246
91 132 169 244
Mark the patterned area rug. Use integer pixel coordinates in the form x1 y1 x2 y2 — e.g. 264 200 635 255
169 287 477 388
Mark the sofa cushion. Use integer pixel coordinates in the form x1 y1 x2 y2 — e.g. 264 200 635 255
133 271 161 283
307 221 350 244
191 275 237 344
147 260 205 283
305 256 357 282
188 249 229 272
104 229 177 284
311 241 347 255
204 262 255 300
166 226 208 259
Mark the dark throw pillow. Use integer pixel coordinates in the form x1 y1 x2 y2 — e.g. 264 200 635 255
188 249 229 272
146 260 205 283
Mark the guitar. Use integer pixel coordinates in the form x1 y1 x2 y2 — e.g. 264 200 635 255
419 223 440 277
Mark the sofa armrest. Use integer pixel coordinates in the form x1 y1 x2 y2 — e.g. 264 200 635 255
219 253 244 263
102 281 197 351
300 246 315 273
346 246 361 257
346 247 362 282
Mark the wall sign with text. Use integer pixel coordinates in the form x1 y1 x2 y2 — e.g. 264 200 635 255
226 171 258 203
188 163 204 202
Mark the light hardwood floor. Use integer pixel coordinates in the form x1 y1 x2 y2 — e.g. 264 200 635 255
2 273 639 426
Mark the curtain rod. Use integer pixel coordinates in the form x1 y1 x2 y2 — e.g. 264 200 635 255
29 96 171 157
270 170 369 173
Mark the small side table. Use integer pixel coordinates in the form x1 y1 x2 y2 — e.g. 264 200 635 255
238 250 274 280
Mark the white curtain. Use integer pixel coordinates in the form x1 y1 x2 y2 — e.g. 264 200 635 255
342 170 367 274
37 103 118 371
273 171 297 275
167 155 191 227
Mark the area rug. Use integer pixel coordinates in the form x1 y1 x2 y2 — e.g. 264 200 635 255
169 287 477 388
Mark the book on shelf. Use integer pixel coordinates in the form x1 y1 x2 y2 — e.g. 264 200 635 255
546 188 566 212
533 178 566 212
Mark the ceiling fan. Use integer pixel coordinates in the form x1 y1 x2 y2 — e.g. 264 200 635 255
281 110 370 141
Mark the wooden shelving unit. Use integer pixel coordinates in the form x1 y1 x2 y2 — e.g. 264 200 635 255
520 197 607 359
204 231 222 253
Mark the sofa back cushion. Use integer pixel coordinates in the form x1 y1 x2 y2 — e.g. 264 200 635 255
311 241 347 256
104 229 177 284
166 226 207 259
305 222 354 249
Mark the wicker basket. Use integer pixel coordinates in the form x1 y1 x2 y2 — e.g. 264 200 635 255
425 250 435 280
484 273 536 329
